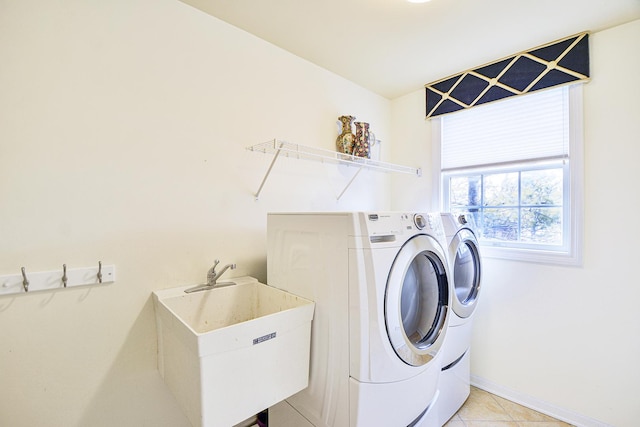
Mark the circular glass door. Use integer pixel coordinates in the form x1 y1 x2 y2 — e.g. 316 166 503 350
385 235 450 367
451 229 481 318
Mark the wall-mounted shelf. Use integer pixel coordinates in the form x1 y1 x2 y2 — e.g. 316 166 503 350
246 139 422 200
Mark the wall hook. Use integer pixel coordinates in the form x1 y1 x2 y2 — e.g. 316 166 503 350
0 264 115 296
62 264 68 288
21 267 29 292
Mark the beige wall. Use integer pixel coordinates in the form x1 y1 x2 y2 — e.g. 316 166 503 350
0 1 393 426
390 91 434 211
3 0 638 426
391 19 640 427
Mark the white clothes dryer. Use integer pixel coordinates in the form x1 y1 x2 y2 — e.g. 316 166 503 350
438 213 482 426
267 212 452 427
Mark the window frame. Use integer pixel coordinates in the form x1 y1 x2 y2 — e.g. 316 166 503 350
432 85 584 266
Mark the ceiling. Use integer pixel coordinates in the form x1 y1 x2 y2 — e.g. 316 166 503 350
180 0 640 99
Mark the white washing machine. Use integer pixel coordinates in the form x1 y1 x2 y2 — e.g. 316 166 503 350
438 213 482 425
266 212 452 427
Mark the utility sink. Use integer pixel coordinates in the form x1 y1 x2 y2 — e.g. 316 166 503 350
153 276 314 427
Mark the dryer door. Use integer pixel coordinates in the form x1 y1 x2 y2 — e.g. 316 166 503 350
450 228 481 319
385 235 450 367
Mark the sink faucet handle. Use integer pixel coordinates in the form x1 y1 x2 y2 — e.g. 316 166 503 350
207 260 220 282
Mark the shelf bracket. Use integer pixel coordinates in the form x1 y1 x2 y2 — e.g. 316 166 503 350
254 140 284 200
336 166 365 200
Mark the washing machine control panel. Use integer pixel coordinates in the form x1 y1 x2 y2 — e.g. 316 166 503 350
364 212 442 234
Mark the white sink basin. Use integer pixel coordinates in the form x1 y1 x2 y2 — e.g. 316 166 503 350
153 276 314 427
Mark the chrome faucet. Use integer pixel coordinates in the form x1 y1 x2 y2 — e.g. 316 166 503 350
184 260 237 293
206 259 236 286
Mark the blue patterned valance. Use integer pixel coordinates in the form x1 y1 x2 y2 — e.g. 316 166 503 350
425 32 589 119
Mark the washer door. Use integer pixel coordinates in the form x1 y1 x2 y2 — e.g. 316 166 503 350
450 228 481 318
385 235 450 367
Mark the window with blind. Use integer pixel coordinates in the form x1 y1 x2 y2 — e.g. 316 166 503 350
437 85 583 265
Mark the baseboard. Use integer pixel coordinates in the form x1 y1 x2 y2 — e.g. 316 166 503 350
470 375 613 427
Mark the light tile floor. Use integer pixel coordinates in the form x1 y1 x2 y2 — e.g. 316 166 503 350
444 387 574 427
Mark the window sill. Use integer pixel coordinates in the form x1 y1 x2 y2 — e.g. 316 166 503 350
480 244 582 267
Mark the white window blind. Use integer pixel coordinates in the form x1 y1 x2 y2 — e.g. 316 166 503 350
441 86 569 171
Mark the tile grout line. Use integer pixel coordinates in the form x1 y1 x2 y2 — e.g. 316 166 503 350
488 391 518 423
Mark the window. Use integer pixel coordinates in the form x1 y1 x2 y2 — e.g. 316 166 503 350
434 85 583 265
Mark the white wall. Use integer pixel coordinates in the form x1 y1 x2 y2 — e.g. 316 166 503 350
0 1 393 426
391 19 640 427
